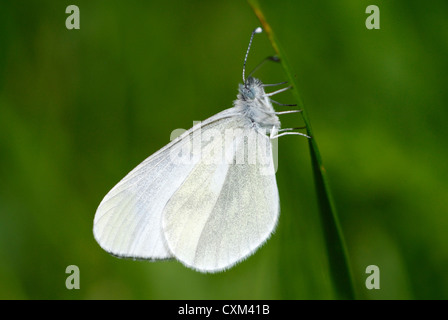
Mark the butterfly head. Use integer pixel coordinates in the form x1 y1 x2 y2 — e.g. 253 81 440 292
238 77 265 101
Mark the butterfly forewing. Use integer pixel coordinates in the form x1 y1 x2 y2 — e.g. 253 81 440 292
93 112 238 260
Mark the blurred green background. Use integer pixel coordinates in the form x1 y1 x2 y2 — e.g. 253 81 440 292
1 0 447 299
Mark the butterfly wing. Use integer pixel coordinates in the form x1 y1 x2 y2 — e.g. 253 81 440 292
93 108 240 260
162 119 279 272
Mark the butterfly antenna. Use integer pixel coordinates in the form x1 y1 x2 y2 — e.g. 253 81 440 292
243 27 263 85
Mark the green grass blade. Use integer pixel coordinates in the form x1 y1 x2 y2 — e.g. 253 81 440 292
248 0 355 300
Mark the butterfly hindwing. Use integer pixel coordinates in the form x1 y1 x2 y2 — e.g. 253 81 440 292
162 120 279 272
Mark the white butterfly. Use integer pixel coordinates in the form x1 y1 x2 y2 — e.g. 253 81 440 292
93 27 309 273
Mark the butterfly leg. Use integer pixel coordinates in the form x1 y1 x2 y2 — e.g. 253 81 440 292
269 99 297 107
270 126 311 139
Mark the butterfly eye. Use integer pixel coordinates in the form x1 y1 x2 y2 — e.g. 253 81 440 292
247 87 256 100
240 85 256 100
